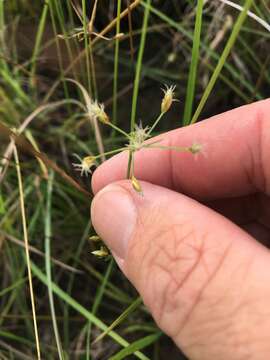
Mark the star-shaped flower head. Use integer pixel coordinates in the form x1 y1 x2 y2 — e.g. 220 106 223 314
129 122 150 151
161 84 177 113
72 154 96 176
88 100 110 124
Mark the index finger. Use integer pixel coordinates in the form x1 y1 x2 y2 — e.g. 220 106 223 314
92 99 270 201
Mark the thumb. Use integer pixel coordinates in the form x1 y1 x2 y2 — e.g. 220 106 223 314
91 181 270 359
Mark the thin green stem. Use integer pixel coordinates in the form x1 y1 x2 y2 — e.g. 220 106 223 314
94 147 127 160
183 0 204 125
130 0 151 131
113 0 122 126
86 259 114 359
0 0 8 71
146 145 189 152
93 297 143 345
131 152 135 176
14 147 41 360
128 0 151 180
30 0 49 87
108 122 130 138
147 112 165 135
31 262 149 360
48 0 71 113
82 0 92 95
127 151 134 179
191 0 254 124
45 171 64 359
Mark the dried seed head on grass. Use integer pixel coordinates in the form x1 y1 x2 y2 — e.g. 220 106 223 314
72 155 96 176
88 100 110 124
161 84 177 113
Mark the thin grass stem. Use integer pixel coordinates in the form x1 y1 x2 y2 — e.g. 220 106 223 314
112 0 122 127
183 0 204 125
191 0 254 124
14 146 41 360
45 171 64 359
30 1 49 88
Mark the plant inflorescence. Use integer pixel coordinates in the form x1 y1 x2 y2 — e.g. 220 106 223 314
72 83 202 195
71 81 202 260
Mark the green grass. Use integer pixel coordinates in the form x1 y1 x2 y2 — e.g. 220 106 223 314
0 1 269 359
45 171 64 359
183 0 204 125
112 0 122 127
191 0 254 124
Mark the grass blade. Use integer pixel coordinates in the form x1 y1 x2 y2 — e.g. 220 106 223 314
30 0 49 86
86 258 114 359
31 261 150 360
14 146 41 360
141 1 261 101
45 171 64 359
112 0 122 127
191 0 254 124
183 0 204 125
128 0 151 178
109 332 162 360
93 297 142 345
130 0 151 131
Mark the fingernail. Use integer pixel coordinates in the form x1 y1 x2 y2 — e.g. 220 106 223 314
91 184 137 260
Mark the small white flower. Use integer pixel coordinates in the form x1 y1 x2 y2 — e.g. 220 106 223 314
129 123 150 151
88 100 110 124
161 84 177 113
188 142 207 159
189 143 203 154
72 154 96 176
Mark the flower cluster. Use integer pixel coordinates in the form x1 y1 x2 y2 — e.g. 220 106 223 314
87 100 110 124
72 155 96 176
72 83 203 197
71 82 204 259
89 235 110 259
129 123 150 152
161 84 177 113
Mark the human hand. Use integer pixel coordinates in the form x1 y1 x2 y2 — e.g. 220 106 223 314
91 99 270 359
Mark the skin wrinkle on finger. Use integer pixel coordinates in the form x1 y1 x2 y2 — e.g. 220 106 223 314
118 182 247 340
242 114 267 194
177 232 270 360
91 179 270 358
177 250 256 359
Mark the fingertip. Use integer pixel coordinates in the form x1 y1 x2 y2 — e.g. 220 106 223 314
91 152 128 195
91 167 102 195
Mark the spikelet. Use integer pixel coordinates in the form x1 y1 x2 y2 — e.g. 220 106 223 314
161 85 177 113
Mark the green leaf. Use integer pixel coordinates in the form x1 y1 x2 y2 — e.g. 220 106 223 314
109 332 162 360
191 0 254 124
183 0 204 125
93 297 143 345
31 261 149 360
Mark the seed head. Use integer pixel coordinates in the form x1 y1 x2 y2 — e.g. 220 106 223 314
89 235 100 242
131 175 143 194
91 246 109 258
161 84 177 113
72 155 96 176
189 143 203 155
88 100 110 124
129 123 150 151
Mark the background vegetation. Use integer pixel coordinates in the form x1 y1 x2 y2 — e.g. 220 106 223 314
0 0 269 359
